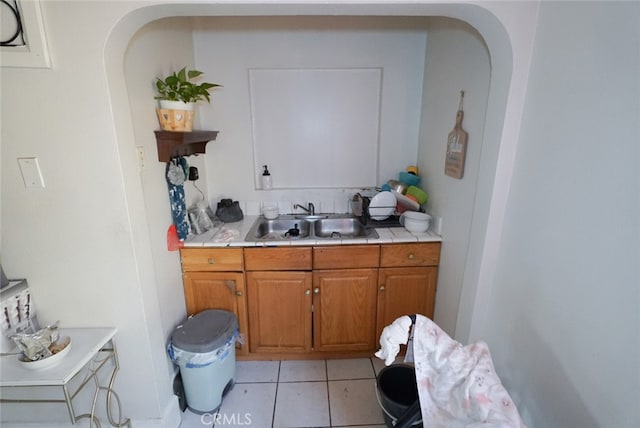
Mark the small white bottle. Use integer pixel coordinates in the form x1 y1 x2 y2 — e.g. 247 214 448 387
261 165 272 190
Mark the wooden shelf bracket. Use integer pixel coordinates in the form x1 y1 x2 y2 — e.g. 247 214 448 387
154 130 219 162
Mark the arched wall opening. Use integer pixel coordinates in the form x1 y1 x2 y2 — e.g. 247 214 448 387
106 0 514 347
104 3 522 422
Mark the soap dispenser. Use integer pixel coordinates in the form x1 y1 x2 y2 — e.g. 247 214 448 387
261 165 272 190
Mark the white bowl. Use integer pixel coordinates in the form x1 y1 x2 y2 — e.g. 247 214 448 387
262 205 279 220
400 211 432 233
18 336 71 370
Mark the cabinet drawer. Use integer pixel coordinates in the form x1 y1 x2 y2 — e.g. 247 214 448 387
244 247 312 271
380 243 441 267
313 245 380 269
180 248 244 271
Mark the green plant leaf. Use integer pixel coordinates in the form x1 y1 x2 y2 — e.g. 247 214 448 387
176 67 187 82
154 67 221 103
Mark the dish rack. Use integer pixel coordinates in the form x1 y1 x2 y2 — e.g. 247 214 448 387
351 193 402 227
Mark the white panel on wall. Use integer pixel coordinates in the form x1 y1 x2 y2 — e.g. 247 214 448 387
0 0 51 68
249 68 381 189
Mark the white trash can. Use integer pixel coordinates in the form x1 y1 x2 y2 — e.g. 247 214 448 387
168 309 238 413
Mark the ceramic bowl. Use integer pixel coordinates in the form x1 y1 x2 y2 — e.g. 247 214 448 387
18 336 71 370
400 211 432 233
262 205 279 220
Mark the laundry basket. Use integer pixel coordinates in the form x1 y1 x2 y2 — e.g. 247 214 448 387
168 310 238 413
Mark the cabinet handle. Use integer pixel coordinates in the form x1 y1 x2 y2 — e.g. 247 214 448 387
379 286 385 291
313 287 320 294
236 291 243 297
408 253 415 260
305 289 311 295
207 258 215 264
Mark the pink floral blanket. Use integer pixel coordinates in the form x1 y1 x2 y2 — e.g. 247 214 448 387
377 315 526 427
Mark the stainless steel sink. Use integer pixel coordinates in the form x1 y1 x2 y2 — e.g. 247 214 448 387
313 218 370 238
245 214 378 241
294 214 329 221
248 217 310 240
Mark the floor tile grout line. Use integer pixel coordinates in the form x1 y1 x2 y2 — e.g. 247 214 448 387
325 359 332 428
215 358 384 428
271 360 281 428
234 376 376 386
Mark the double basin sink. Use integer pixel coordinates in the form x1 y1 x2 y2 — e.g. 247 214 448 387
245 214 379 241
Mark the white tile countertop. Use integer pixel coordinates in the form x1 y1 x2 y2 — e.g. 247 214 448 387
184 215 442 248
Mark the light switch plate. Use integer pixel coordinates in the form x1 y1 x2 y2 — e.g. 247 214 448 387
17 157 45 188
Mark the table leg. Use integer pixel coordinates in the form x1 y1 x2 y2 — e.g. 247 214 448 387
75 340 130 428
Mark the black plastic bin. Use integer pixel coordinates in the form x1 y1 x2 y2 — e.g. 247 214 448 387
376 364 423 428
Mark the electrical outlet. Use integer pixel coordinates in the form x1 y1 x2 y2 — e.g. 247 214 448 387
433 216 443 235
136 146 145 169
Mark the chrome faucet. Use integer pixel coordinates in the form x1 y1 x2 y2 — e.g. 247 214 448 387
294 202 315 215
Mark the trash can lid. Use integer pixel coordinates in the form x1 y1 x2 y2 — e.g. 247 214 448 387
171 309 238 353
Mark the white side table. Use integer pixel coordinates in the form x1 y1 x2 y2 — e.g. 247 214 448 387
1 327 130 427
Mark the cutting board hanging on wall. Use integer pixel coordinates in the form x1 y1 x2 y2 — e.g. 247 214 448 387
444 91 468 179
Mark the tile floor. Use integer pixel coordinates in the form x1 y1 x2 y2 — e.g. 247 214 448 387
179 357 391 428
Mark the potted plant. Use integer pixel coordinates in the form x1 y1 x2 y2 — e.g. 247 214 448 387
155 67 222 132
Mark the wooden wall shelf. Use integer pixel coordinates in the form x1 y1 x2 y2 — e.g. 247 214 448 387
154 130 219 162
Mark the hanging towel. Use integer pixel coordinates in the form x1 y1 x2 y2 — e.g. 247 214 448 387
166 157 189 241
376 315 527 428
374 315 412 366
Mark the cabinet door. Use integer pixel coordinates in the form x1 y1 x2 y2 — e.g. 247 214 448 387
183 271 249 355
312 269 378 352
377 267 438 338
246 271 312 353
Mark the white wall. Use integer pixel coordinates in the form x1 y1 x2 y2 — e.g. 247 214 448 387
0 1 173 424
191 16 427 213
10 1 630 427
417 17 491 335
123 15 198 385
477 2 640 426
0 2 518 425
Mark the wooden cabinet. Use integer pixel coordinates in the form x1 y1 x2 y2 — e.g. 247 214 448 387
312 268 378 352
312 245 379 353
313 245 379 269
181 248 244 272
244 247 312 271
180 249 249 355
183 272 245 315
245 271 312 354
376 267 438 336
377 243 441 339
379 243 440 268
244 247 312 355
181 241 441 359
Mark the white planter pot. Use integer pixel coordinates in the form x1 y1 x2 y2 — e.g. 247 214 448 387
158 100 194 111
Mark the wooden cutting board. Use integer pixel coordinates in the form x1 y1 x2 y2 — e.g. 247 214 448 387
445 100 468 179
